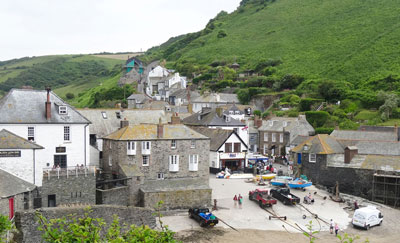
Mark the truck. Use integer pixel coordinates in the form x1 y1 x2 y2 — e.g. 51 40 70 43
249 189 277 208
188 208 219 227
352 206 383 230
270 188 300 205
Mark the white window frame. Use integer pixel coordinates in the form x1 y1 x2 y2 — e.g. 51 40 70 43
157 172 164 180
263 144 267 154
28 126 35 141
59 106 67 115
127 141 136 155
169 155 179 172
171 140 177 149
141 141 151 155
229 111 234 115
142 155 150 166
279 133 283 143
189 154 199 171
272 133 276 142
64 126 70 141
264 132 268 142
191 139 196 148
309 153 316 163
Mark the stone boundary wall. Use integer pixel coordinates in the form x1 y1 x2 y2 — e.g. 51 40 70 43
14 205 155 243
96 186 129 206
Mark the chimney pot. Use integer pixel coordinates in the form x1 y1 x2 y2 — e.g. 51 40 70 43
157 120 164 138
45 87 52 120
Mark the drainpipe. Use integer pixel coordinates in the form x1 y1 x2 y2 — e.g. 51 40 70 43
33 149 36 185
84 124 89 166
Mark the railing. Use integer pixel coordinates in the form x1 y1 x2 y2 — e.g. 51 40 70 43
43 166 98 179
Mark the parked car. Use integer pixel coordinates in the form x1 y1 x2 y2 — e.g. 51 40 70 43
352 206 383 230
188 208 219 227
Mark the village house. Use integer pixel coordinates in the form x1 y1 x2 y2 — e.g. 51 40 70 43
291 132 400 207
127 94 151 109
183 107 249 147
168 88 200 107
0 88 91 186
258 116 315 156
100 118 211 209
190 127 248 173
191 92 240 113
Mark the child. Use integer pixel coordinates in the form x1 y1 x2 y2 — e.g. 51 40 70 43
335 223 339 236
330 219 334 234
238 194 243 209
233 195 238 208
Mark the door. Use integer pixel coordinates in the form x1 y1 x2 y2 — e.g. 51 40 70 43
54 155 67 168
48 195 56 207
8 197 14 219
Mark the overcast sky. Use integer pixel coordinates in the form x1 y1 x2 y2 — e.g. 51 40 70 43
0 0 241 61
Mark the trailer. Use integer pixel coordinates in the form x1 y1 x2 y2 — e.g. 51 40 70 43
249 189 277 208
270 188 300 205
188 208 219 227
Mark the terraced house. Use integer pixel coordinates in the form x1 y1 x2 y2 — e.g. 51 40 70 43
100 118 211 209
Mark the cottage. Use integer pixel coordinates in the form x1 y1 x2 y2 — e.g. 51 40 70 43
0 88 91 186
127 94 151 109
191 92 240 113
100 119 211 209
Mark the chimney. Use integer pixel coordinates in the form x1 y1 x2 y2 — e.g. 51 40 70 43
254 116 262 128
45 87 51 120
171 113 181 125
188 103 193 113
344 146 358 164
120 118 129 128
157 118 164 138
216 107 223 117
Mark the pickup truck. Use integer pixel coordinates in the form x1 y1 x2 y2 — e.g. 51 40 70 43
270 188 300 205
249 189 277 208
188 208 219 227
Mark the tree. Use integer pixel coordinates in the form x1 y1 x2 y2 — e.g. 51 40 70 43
0 215 13 243
65 93 75 99
378 91 399 121
318 80 352 102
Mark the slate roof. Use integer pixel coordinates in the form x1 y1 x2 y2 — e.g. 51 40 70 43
259 116 315 142
183 109 245 127
0 89 90 124
0 169 36 198
127 94 150 104
104 124 209 141
291 134 344 154
192 93 239 104
331 130 397 141
338 140 400 156
223 104 244 115
290 135 311 146
169 89 200 100
190 127 234 151
0 129 44 149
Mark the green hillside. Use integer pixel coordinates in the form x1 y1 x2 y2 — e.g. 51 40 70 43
0 55 125 105
145 0 400 84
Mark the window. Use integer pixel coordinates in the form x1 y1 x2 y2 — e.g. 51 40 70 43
171 140 176 149
169 155 179 172
127 141 136 155
116 112 121 119
229 111 234 115
142 155 149 166
28 127 35 141
263 144 267 154
235 111 240 115
225 116 231 122
225 143 232 153
101 111 107 119
141 141 151 154
191 139 196 148
59 106 67 115
157 173 164 180
64 126 70 141
108 154 112 166
272 133 276 142
309 153 316 163
264 132 268 142
280 133 283 143
234 143 241 152
189 154 199 171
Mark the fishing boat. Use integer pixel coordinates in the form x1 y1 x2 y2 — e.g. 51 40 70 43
288 178 312 189
255 173 277 180
270 176 293 186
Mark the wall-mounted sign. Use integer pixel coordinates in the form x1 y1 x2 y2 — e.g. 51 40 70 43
56 147 66 153
0 151 21 157
229 153 236 158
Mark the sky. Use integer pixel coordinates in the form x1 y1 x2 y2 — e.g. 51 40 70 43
0 0 241 61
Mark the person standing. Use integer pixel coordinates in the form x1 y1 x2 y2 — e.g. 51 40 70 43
335 223 339 236
233 195 238 208
330 219 334 234
238 194 243 209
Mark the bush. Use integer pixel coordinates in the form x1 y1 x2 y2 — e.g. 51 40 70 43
315 127 334 134
253 110 261 117
392 108 400 118
217 30 227 38
299 98 323 112
262 111 270 118
354 110 379 121
340 99 359 113
0 215 13 241
305 111 330 127
333 109 347 118
65 92 75 99
288 110 299 117
339 119 359 130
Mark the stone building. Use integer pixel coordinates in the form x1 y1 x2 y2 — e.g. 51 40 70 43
41 166 96 207
259 115 314 156
100 118 211 209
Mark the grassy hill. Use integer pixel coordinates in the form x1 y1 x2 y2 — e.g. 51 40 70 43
145 0 400 85
0 54 126 106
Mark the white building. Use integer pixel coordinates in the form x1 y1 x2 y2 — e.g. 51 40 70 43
191 93 240 113
0 89 91 186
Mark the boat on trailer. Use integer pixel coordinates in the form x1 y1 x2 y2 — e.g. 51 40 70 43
288 178 312 189
270 176 293 186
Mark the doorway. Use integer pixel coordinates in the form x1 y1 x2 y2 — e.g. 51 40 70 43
54 155 67 168
48 194 56 207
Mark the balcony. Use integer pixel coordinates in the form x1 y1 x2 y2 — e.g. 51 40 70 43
43 166 98 179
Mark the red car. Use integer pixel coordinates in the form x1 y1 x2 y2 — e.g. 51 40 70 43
249 189 277 208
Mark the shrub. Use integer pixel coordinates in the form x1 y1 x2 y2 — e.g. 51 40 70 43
262 111 270 118
65 92 75 99
333 109 347 119
340 99 359 113
315 127 334 134
288 110 299 117
253 110 261 117
299 98 323 112
217 30 227 38
339 119 360 130
305 111 330 127
354 110 379 121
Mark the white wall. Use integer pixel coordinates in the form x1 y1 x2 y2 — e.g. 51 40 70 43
0 149 36 184
210 151 219 168
208 125 249 148
0 124 90 186
89 145 100 167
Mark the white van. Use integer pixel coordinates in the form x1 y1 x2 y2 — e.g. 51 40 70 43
352 206 383 230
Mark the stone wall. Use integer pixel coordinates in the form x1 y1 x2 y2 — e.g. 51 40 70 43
96 186 129 206
141 188 212 210
14 205 156 243
41 169 96 207
0 189 38 216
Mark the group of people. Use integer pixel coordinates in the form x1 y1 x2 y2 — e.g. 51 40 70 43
233 194 243 209
304 192 315 204
330 219 340 236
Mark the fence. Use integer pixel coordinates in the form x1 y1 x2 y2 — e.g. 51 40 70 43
42 166 98 180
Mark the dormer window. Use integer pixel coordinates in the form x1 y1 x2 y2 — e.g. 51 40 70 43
229 111 234 115
59 106 67 115
235 111 240 115
304 145 309 150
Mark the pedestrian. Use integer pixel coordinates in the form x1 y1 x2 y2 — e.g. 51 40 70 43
330 219 334 234
335 223 339 236
233 195 238 208
238 194 243 209
354 200 359 210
